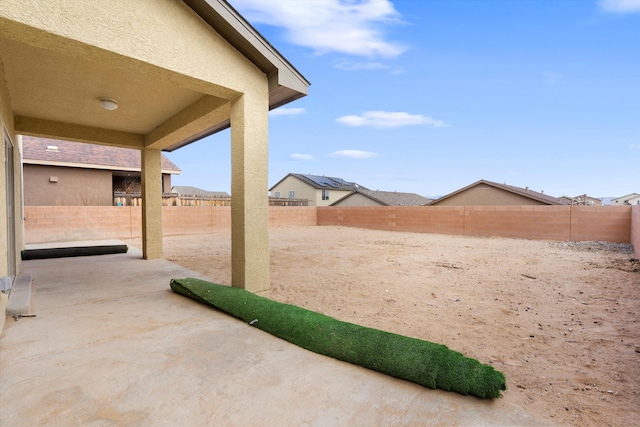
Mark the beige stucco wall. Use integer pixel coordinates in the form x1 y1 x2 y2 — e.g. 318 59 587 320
271 175 317 205
162 174 171 193
333 193 383 207
617 196 640 206
24 165 173 206
0 57 21 278
271 176 352 207
0 0 266 112
24 165 113 206
317 189 352 207
1 0 275 291
432 184 550 206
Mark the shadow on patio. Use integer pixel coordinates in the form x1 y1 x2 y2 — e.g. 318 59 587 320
0 245 546 426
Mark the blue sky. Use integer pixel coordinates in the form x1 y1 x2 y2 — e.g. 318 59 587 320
166 0 640 199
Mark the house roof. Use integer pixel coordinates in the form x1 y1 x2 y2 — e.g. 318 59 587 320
22 136 181 174
270 173 366 192
332 189 433 206
166 0 311 150
426 179 568 206
171 186 229 198
612 193 640 202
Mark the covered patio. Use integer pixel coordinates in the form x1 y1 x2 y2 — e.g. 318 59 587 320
0 248 545 426
0 0 309 292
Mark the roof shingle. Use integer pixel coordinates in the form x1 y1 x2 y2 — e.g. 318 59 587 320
22 136 181 173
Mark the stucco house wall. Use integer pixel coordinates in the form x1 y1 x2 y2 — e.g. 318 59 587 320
431 183 551 206
270 175 352 206
0 65 22 278
23 164 175 206
270 175 315 202
612 194 640 206
24 164 112 206
316 189 352 206
332 192 383 207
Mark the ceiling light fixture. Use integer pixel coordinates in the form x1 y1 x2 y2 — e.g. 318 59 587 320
99 97 119 111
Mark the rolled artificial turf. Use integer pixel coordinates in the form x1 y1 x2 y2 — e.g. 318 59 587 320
170 277 506 399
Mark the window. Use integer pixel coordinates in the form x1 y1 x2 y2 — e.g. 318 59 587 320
322 189 329 200
274 191 280 198
288 190 295 199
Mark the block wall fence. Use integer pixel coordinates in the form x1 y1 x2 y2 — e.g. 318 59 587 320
23 205 636 255
317 206 632 244
23 206 317 243
632 205 639 258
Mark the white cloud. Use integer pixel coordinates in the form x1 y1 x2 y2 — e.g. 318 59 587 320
230 0 407 58
332 60 404 74
335 111 449 128
333 59 388 71
329 150 378 159
598 0 640 13
290 153 315 160
269 107 306 117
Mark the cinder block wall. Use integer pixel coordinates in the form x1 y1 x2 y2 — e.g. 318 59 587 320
318 206 465 234
269 207 317 227
632 205 640 258
24 205 633 245
24 206 316 243
464 206 571 241
24 206 141 243
318 205 633 243
570 206 633 243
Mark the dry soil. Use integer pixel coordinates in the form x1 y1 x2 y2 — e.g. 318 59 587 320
128 225 640 426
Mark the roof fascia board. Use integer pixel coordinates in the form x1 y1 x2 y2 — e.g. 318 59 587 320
357 190 390 206
489 181 561 204
268 173 295 191
183 0 309 94
428 179 560 206
23 159 180 175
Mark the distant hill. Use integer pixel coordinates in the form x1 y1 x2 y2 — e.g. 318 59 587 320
600 197 616 206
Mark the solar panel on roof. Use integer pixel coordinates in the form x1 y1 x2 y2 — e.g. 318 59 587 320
301 174 336 188
298 173 362 189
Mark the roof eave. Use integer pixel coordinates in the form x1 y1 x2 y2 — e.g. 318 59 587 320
23 159 181 175
166 1 309 153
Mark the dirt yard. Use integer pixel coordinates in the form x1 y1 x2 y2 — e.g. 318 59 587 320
127 225 640 426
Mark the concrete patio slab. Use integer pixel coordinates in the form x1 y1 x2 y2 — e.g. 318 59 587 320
0 246 548 426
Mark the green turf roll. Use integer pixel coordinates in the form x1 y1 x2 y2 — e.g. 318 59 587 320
170 277 506 399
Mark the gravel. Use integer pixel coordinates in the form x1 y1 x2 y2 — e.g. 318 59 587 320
552 240 635 254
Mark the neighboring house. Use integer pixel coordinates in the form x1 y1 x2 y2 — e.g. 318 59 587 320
611 193 640 206
23 137 181 206
426 179 568 206
270 173 365 206
559 195 603 206
169 186 230 206
171 186 229 198
331 189 432 207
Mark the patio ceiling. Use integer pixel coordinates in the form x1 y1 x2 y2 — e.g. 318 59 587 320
0 0 309 152
1 36 210 139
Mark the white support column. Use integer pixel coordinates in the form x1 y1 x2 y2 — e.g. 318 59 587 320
230 91 270 293
141 148 163 259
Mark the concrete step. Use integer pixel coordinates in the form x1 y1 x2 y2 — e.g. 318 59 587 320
7 273 33 316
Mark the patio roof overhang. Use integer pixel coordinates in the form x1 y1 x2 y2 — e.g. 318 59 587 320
0 0 309 152
0 0 309 291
